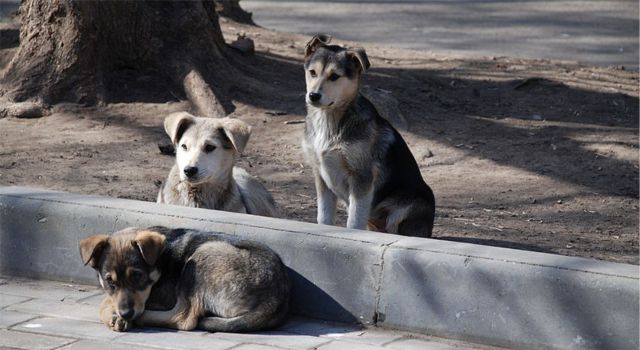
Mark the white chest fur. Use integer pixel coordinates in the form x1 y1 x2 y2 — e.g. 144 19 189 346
304 109 350 201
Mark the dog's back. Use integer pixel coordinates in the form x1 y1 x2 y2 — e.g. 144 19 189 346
147 226 290 332
346 95 436 236
364 97 436 236
234 167 279 218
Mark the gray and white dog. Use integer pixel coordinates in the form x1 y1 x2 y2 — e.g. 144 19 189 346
158 112 278 217
302 35 436 237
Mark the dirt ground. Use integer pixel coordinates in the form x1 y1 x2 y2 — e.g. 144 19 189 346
0 17 638 264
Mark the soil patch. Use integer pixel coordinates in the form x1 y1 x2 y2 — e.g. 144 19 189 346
1 19 638 264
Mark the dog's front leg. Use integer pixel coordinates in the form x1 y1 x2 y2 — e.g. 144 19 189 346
347 189 373 230
315 172 337 225
346 169 374 230
100 297 131 332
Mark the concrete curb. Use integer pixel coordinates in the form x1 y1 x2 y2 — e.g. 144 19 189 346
0 186 637 349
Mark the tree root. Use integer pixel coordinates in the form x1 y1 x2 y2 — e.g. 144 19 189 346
0 99 49 119
182 68 230 118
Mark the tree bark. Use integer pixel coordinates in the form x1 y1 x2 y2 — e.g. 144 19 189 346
0 0 236 118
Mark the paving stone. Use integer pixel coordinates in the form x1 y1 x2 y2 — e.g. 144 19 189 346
0 275 496 350
231 345 286 350
8 299 100 323
12 317 120 341
75 293 105 307
116 328 238 350
58 340 159 350
279 317 362 336
210 330 331 350
319 340 386 350
0 329 75 350
0 294 30 309
322 328 403 346
385 338 470 350
0 310 37 328
0 279 100 302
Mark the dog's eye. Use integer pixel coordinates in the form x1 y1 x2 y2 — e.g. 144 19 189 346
204 144 216 153
309 69 317 78
105 275 116 289
130 270 143 280
329 73 341 81
181 144 187 151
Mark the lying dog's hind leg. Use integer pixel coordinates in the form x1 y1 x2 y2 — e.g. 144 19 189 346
198 310 283 333
198 315 248 333
136 298 200 331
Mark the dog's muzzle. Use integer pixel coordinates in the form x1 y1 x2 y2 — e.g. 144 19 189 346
183 166 198 179
308 92 322 103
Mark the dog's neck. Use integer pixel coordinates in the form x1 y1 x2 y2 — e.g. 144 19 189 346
306 94 360 134
183 170 235 209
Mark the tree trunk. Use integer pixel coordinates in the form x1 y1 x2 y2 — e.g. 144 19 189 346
0 0 236 118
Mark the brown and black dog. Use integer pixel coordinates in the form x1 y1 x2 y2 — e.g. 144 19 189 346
80 226 290 332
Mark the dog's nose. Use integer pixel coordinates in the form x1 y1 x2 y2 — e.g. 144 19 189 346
308 92 322 102
120 308 135 320
184 166 198 178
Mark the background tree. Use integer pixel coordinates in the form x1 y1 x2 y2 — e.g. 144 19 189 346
0 0 253 118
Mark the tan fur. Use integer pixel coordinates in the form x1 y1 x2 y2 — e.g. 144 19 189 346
158 112 278 217
134 230 165 266
79 234 109 268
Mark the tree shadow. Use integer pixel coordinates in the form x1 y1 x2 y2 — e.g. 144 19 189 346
225 49 638 200
72 46 639 201
0 28 18 49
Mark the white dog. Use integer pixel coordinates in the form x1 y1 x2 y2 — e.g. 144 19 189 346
157 112 278 217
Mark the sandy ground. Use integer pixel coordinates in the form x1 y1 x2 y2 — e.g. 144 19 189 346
0 18 638 264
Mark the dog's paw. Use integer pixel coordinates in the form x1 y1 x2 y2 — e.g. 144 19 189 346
108 314 130 332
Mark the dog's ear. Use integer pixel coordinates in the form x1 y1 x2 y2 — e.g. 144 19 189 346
304 34 332 59
347 48 370 73
79 234 110 269
221 117 252 154
164 112 196 145
133 230 166 266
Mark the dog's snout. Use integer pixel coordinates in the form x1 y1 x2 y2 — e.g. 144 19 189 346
184 166 198 178
119 308 135 320
308 92 322 102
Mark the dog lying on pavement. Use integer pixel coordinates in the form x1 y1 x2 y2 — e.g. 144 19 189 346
157 112 278 217
302 35 436 237
80 226 290 332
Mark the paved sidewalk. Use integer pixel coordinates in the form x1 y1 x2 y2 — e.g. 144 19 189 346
0 276 502 350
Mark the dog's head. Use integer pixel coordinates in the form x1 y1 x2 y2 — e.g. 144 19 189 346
164 112 252 185
303 34 370 109
79 228 165 321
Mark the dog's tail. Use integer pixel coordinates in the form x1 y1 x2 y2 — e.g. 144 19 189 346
197 300 288 333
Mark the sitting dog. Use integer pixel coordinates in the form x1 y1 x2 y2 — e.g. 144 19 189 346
80 226 290 332
302 35 436 237
157 112 278 217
